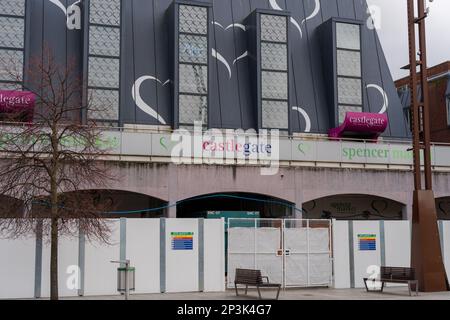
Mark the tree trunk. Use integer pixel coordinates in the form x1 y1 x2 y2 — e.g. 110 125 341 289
50 216 59 300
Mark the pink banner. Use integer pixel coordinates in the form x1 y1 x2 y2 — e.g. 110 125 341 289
0 90 35 121
329 112 388 141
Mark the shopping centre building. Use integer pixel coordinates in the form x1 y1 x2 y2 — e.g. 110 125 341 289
1 0 450 221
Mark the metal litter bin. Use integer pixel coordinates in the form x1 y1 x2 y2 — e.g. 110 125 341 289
117 266 136 292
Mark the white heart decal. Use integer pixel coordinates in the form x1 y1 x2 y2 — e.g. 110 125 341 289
132 76 170 125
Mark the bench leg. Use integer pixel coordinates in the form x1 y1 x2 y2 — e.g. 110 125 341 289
413 281 419 296
380 281 385 293
363 279 369 292
235 284 239 297
275 286 281 300
257 286 262 300
245 285 248 295
408 282 412 296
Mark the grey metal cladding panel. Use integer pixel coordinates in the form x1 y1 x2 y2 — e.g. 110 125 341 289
208 22 221 128
336 0 357 19
375 36 410 138
314 0 339 128
210 0 244 129
120 0 136 125
231 0 255 130
129 0 157 124
121 0 169 126
24 0 83 106
299 0 331 134
354 1 384 114
25 0 44 92
354 0 409 139
284 0 319 134
42 0 71 65
153 0 173 127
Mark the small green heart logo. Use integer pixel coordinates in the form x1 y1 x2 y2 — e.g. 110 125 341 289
160 137 168 150
298 143 311 155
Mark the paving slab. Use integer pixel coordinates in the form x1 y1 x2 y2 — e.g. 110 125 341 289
52 288 450 300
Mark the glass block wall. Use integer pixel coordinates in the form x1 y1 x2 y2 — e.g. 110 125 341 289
260 14 289 130
87 0 121 123
336 22 362 124
177 4 209 128
0 0 26 91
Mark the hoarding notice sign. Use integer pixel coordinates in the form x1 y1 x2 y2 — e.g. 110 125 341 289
171 232 194 251
358 234 377 251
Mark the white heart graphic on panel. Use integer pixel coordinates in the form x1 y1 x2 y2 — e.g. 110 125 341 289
366 84 389 114
269 0 321 38
292 106 312 133
132 76 169 125
48 0 81 30
211 22 248 79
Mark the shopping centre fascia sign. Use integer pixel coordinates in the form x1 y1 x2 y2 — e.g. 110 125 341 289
296 141 415 162
0 129 119 151
329 112 389 140
202 140 272 157
0 90 35 112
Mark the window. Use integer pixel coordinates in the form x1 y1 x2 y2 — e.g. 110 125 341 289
259 14 289 130
336 22 362 125
0 0 26 90
404 107 411 130
177 4 209 128
87 0 121 123
447 96 450 127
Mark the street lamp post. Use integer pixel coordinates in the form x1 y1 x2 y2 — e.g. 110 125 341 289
407 0 449 292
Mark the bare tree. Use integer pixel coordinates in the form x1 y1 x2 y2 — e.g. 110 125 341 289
0 47 117 300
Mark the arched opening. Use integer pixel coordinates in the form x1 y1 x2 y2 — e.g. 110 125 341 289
176 192 295 218
302 194 406 220
31 190 167 218
436 197 450 220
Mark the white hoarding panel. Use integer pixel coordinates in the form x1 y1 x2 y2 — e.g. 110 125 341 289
203 219 225 292
0 236 35 299
332 220 350 289
353 221 381 288
126 219 160 294
384 221 411 267
165 219 199 293
84 220 120 296
41 234 79 298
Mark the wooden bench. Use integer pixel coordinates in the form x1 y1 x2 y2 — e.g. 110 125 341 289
234 269 281 300
363 266 419 296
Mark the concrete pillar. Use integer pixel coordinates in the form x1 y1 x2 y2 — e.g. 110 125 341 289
167 202 177 218
294 168 303 219
167 164 178 218
405 192 414 221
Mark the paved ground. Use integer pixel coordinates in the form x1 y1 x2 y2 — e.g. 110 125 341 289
58 288 450 300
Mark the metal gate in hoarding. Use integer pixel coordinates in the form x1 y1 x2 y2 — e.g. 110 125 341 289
227 219 332 288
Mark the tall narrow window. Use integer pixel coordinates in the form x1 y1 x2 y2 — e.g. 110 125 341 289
0 0 26 90
247 10 290 132
446 96 450 127
336 22 363 124
404 106 412 131
173 3 211 129
86 0 121 125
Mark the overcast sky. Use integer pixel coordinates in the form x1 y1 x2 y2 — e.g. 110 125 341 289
366 0 450 80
